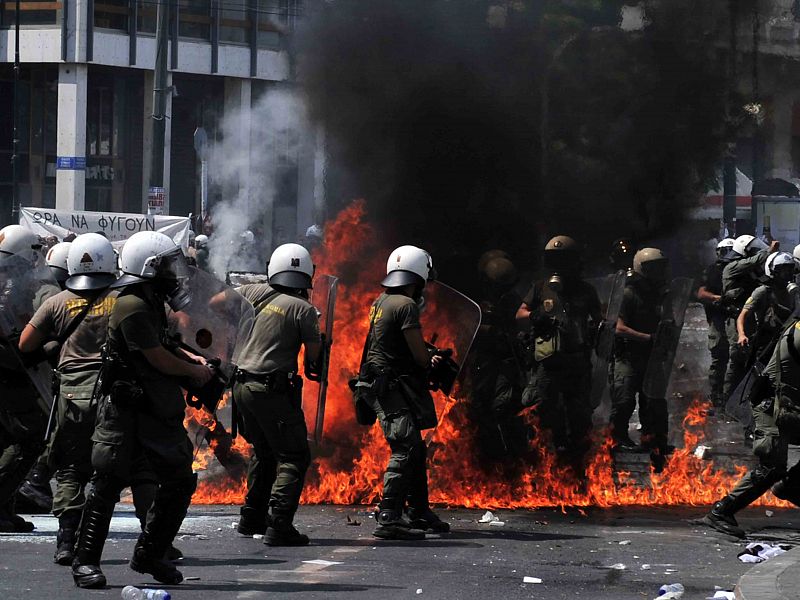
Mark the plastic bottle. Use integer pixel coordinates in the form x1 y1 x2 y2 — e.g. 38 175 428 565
121 586 172 600
657 583 684 598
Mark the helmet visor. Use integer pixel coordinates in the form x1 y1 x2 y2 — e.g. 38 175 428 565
157 247 190 281
640 258 669 282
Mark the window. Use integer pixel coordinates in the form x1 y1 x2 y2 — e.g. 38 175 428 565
137 0 156 33
95 0 128 31
87 86 114 157
179 0 211 40
0 0 59 27
220 0 247 44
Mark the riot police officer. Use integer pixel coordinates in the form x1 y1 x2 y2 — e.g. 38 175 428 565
610 248 671 469
0 225 56 532
516 236 601 473
70 231 212 588
609 238 635 275
721 235 776 401
737 252 796 363
14 241 74 514
702 314 800 537
696 238 735 406
20 233 169 566
232 243 321 546
357 245 450 540
194 234 210 272
471 252 526 458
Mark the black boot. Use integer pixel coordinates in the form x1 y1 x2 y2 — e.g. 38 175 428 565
373 508 425 540
406 507 450 533
129 532 184 584
17 462 53 514
54 511 81 565
265 514 309 546
238 505 270 536
71 499 115 588
129 475 196 584
700 497 746 538
131 481 185 563
0 498 35 533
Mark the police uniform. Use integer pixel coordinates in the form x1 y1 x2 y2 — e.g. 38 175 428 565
0 278 58 530
721 250 770 399
610 278 667 452
471 288 525 457
72 286 196 582
703 320 800 536
362 291 440 523
233 283 319 536
522 278 601 464
700 259 729 403
743 284 794 361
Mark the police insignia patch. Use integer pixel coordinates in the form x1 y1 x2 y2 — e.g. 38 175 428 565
80 252 93 263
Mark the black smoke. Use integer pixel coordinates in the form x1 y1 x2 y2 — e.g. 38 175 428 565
296 0 730 281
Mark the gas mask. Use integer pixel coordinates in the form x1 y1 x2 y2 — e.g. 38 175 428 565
156 278 192 312
547 273 563 294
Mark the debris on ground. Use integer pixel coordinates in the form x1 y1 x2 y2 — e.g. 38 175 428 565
705 592 734 600
416 589 423 594
522 576 542 584
765 510 774 517
303 559 342 566
608 563 626 570
655 582 684 599
737 542 792 564
618 540 631 545
478 511 505 526
346 515 361 526
694 445 712 460
252 534 264 540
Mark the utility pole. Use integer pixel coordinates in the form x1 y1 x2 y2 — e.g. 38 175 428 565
147 0 169 215
10 0 20 224
722 0 739 234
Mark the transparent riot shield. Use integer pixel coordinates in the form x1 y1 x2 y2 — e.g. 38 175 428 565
588 271 627 409
420 281 482 397
169 267 254 380
0 253 61 413
642 277 694 399
302 274 338 444
226 271 269 287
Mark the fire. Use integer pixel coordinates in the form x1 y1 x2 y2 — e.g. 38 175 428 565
184 200 788 509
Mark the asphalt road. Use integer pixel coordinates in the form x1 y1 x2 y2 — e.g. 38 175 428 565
2 504 798 600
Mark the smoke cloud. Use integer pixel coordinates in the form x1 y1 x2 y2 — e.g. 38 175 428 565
296 0 729 280
206 87 310 279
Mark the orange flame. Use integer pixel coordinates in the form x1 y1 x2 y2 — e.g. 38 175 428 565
184 201 787 508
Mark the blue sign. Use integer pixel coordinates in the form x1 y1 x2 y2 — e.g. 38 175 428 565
56 156 87 170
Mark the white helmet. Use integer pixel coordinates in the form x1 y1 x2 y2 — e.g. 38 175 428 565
716 238 735 250
195 234 208 248
765 251 796 278
0 224 42 266
66 233 117 291
46 242 72 284
267 243 314 289
732 234 768 257
116 231 188 284
382 245 435 288
792 243 800 264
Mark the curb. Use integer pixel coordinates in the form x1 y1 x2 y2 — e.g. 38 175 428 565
735 546 800 600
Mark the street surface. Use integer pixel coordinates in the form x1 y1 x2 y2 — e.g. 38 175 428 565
1 504 798 600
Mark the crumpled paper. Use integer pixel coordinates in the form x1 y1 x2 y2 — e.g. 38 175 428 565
737 542 792 564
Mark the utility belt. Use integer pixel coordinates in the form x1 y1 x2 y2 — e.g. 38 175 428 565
236 369 300 394
96 343 142 405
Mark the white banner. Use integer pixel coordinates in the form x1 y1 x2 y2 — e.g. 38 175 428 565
19 207 191 250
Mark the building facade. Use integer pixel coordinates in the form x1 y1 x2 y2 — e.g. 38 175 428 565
0 0 322 251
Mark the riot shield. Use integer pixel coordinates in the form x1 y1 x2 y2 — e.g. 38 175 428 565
642 277 694 399
420 281 482 398
169 267 254 380
301 274 338 444
589 271 627 409
0 253 61 413
724 361 760 429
